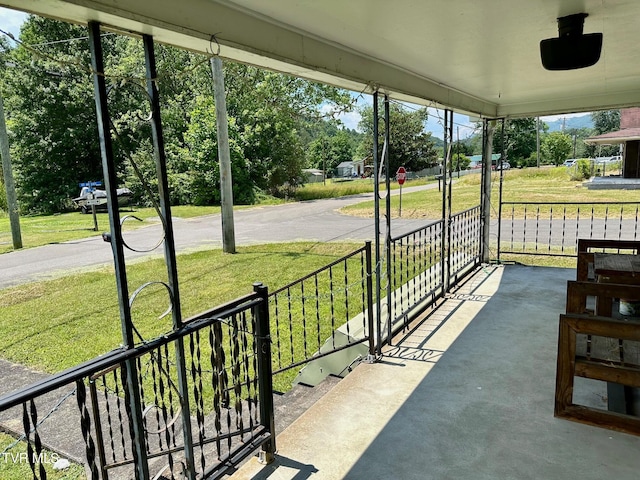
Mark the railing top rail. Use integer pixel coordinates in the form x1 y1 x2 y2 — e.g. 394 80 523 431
270 243 368 296
183 291 259 324
0 295 263 412
501 201 640 206
390 219 444 243
450 204 481 218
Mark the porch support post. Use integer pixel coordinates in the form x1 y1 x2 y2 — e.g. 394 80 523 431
444 109 453 292
372 91 382 355
142 33 196 479
497 118 506 262
88 21 149 479
384 94 393 344
481 119 495 263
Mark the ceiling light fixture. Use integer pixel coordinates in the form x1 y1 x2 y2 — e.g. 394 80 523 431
540 13 603 70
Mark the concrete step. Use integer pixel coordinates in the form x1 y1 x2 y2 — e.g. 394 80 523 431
273 375 342 434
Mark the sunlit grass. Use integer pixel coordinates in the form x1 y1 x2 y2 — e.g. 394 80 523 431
0 242 363 392
0 433 84 480
341 166 636 219
294 176 432 201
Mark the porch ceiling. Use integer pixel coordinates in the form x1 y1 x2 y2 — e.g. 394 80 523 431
4 0 640 118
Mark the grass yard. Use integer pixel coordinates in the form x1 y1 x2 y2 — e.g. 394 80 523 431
0 205 228 255
0 433 85 480
341 166 636 219
293 176 431 201
0 242 363 392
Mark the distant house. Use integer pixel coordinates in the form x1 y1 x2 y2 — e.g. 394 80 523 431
336 161 355 177
302 168 325 183
468 154 501 168
335 158 368 178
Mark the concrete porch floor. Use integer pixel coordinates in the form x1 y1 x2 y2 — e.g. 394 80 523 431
232 264 640 480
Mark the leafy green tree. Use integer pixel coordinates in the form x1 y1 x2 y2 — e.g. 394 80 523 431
180 95 253 205
5 17 104 213
493 118 542 167
585 109 620 157
449 153 470 171
6 16 356 209
541 131 572 165
307 129 355 176
357 101 437 174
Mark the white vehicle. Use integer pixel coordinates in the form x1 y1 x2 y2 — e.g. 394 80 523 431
563 159 577 167
73 186 133 214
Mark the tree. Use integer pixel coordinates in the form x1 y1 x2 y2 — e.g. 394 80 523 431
6 17 104 213
307 129 355 176
357 101 437 174
449 153 470 171
493 118 542 167
6 16 356 209
585 109 620 158
541 131 572 165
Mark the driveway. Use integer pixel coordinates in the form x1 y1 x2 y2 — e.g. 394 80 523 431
0 184 440 289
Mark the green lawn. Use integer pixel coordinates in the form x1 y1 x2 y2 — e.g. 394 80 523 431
294 176 432 201
341 166 634 219
0 433 85 480
0 205 228 255
0 242 363 390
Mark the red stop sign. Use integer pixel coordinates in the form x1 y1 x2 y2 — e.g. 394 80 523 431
396 166 407 185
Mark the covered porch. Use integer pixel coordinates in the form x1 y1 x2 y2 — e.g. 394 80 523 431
234 263 640 479
2 1 640 479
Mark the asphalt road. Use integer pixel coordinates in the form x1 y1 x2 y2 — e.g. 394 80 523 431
0 184 439 289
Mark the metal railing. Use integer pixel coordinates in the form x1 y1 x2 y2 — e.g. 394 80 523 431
269 242 374 377
0 286 275 480
387 220 445 335
449 205 482 284
498 201 640 259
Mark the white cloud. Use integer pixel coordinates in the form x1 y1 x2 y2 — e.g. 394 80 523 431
0 7 28 40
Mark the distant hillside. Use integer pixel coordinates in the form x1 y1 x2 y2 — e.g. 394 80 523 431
544 114 593 132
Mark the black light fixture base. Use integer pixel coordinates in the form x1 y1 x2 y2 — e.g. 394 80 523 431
540 13 603 71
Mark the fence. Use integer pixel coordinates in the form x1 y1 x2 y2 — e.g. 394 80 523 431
268 242 374 383
387 220 444 334
449 206 482 284
498 201 640 259
0 286 275 480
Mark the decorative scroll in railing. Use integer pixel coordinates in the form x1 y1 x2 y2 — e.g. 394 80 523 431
449 206 482 285
498 201 640 259
387 220 445 335
0 287 275 480
268 242 374 380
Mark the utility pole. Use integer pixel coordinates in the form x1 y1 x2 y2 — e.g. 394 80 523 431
0 91 22 249
210 56 236 254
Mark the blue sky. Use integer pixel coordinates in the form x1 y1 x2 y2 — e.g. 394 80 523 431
0 6 26 40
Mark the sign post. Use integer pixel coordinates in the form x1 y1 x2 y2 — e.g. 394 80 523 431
80 181 102 231
396 166 406 217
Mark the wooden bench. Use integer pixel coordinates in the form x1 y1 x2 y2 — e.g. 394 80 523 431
576 238 640 282
556 279 640 435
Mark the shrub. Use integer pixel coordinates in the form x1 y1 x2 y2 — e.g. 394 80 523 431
571 159 592 181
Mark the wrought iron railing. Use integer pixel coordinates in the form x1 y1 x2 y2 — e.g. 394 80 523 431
498 201 640 259
269 242 374 380
387 220 445 336
449 205 482 284
0 286 275 480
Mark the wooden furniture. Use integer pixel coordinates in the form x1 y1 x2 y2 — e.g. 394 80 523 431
593 253 640 316
556 240 640 436
576 238 640 282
